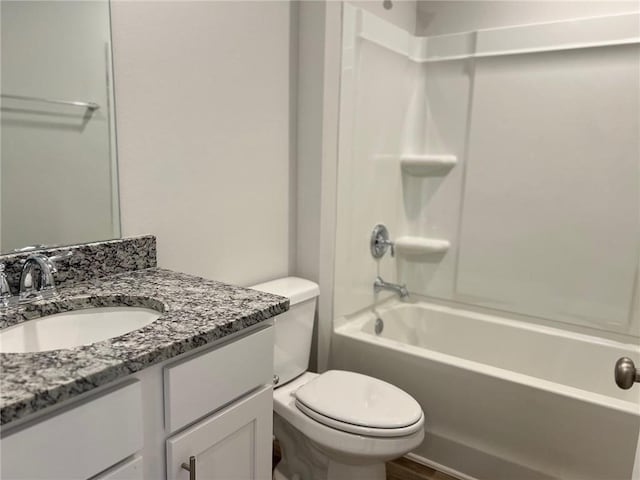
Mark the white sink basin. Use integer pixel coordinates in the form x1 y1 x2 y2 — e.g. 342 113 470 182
0 307 161 353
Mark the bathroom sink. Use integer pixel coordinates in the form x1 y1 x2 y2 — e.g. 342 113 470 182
0 307 161 353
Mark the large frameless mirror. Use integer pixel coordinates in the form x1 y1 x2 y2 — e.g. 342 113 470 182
0 0 120 253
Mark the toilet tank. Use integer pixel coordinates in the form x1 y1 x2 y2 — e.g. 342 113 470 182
250 277 319 387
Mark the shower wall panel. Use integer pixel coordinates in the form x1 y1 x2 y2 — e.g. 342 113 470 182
333 36 416 318
456 45 640 335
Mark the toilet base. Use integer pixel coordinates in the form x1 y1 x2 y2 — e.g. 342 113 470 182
274 462 385 480
274 414 387 480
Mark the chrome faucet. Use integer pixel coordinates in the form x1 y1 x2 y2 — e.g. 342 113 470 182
373 276 409 299
18 252 69 302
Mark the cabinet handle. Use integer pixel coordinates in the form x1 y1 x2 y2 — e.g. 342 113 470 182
181 455 196 480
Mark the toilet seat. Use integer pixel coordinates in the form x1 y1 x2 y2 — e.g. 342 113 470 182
294 370 424 438
295 400 424 438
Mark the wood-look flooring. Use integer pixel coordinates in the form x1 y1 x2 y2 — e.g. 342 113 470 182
273 440 458 480
386 457 458 480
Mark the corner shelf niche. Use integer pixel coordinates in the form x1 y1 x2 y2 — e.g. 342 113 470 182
400 154 457 176
395 236 450 258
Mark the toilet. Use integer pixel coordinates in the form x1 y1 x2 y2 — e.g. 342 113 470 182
251 277 425 480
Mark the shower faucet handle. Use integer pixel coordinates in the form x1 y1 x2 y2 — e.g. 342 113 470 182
370 224 395 258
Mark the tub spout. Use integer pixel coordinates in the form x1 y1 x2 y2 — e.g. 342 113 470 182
373 276 409 299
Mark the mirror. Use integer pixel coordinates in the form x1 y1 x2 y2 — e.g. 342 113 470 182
0 0 120 253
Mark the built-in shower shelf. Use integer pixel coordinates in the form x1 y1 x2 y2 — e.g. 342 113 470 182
400 154 457 176
395 236 450 257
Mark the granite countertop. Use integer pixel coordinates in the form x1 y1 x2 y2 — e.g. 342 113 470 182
0 268 289 426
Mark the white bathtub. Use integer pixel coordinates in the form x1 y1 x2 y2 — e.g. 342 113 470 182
332 300 640 480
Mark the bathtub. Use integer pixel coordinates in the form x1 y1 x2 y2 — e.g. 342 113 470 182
331 299 640 480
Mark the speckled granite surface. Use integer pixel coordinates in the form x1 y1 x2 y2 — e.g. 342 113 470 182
0 268 288 425
1 236 156 294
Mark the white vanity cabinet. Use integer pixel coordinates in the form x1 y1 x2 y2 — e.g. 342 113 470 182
164 325 274 480
0 324 274 480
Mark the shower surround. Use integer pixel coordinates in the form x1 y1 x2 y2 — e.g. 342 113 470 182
331 5 640 479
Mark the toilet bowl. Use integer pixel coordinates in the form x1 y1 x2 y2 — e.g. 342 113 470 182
273 372 424 480
251 277 425 480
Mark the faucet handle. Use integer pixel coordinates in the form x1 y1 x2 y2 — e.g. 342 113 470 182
371 224 395 259
49 250 73 262
11 244 49 253
35 250 73 274
18 250 72 263
0 263 13 306
0 263 10 287
47 250 73 271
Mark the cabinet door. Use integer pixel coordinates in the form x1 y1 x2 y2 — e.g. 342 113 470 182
166 385 273 480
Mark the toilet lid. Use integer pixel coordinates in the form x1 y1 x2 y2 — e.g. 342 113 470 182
294 370 423 436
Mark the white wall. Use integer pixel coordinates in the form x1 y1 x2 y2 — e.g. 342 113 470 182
111 1 295 286
296 1 326 284
416 0 639 36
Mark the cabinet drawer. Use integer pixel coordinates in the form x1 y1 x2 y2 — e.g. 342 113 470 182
1 381 143 480
164 325 273 433
93 456 143 480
